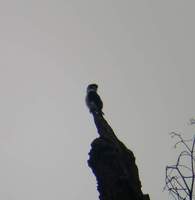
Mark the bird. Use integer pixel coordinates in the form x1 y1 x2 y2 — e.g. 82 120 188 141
86 84 104 115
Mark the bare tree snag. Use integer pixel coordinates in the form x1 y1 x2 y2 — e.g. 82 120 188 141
86 84 150 200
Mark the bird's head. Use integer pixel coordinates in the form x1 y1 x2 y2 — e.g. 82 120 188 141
87 84 98 93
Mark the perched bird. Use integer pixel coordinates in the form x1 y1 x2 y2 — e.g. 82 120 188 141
86 84 104 115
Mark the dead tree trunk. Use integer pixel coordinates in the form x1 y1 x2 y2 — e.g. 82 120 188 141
88 112 150 200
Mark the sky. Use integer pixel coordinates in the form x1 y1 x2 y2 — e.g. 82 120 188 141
0 1 195 200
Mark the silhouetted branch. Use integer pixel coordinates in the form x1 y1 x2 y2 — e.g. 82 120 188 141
165 133 195 200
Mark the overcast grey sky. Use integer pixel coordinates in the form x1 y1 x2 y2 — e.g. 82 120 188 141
0 1 195 199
